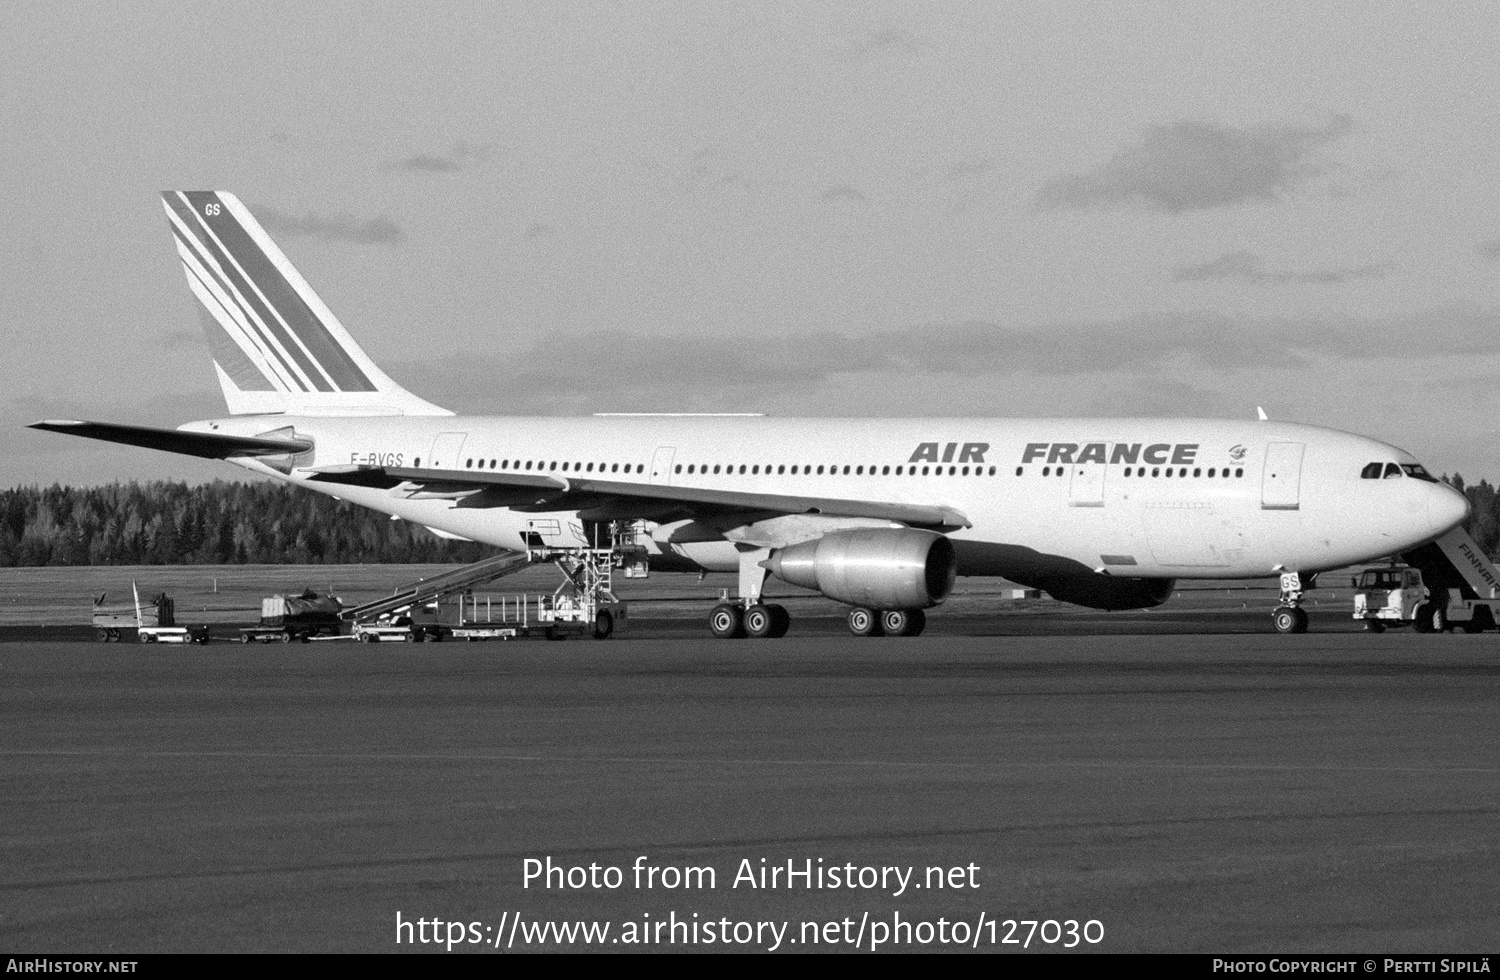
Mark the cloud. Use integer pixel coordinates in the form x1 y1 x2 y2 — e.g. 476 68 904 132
386 307 1500 415
1034 116 1352 214
1173 250 1392 284
821 185 866 203
251 206 405 245
394 142 492 174
524 222 555 239
1477 241 1500 261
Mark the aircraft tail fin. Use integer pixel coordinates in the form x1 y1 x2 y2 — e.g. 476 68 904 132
160 191 450 417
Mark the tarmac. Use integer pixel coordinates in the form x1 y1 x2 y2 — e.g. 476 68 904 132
2 606 1499 953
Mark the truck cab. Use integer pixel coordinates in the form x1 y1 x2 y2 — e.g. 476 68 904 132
1352 566 1428 631
1352 560 1498 634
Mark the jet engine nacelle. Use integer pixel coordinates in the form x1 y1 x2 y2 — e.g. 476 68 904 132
763 529 957 609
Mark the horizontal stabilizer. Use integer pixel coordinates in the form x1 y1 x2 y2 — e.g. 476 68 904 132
29 420 313 459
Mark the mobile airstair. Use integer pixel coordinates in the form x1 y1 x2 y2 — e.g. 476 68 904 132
343 520 645 641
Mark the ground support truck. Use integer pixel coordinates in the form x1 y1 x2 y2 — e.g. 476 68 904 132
239 590 344 643
1353 526 1500 633
93 584 210 644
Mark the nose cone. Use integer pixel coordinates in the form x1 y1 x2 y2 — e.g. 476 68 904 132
1428 483 1471 535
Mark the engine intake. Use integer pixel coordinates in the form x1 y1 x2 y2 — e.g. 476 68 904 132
763 529 957 609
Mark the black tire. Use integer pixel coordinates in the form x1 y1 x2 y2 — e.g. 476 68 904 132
709 603 745 639
279 632 292 644
1413 603 1438 633
767 604 791 638
96 629 108 643
360 632 376 644
1364 620 1386 633
1272 606 1300 634
1462 612 1490 634
880 608 928 637
592 609 614 640
743 604 776 638
847 607 883 637
880 609 912 636
239 633 251 644
905 608 927 637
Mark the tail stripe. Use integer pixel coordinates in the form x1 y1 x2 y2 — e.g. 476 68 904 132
176 191 377 393
160 189 452 417
174 240 282 391
165 208 309 393
190 192 377 393
165 192 334 392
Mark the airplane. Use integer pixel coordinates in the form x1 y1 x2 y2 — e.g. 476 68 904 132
30 191 1471 638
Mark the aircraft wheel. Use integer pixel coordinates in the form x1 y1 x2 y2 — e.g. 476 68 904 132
847 607 883 637
905 608 927 637
709 603 745 639
767 604 791 638
592 609 614 640
1272 606 1307 634
743 604 776 639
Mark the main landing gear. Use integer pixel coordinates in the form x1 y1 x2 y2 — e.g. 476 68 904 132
1272 571 1310 634
706 601 927 638
710 547 928 639
847 606 927 638
708 601 790 639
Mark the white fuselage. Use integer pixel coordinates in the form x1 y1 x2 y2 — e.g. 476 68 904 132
195 414 1469 593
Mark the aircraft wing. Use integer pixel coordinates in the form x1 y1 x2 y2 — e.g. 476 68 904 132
307 464 972 531
28 420 314 459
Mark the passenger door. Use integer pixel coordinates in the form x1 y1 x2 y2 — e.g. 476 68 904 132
1261 442 1305 510
427 431 468 470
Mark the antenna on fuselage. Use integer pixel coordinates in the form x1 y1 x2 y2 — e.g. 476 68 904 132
1256 406 1269 421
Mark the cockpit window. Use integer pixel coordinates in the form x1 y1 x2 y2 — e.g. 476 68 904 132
1383 463 1403 479
1401 464 1438 483
1360 462 1383 479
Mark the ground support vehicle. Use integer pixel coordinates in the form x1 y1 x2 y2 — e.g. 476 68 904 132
1352 527 1500 633
239 590 343 643
93 585 210 644
350 520 636 643
350 617 419 643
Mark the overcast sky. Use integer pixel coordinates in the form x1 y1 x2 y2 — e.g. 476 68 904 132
4 1 1499 486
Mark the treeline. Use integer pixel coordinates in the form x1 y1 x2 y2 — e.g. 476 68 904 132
0 476 1496 567
0 481 493 566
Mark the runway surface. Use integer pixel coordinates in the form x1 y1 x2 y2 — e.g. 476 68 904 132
3 608 1499 953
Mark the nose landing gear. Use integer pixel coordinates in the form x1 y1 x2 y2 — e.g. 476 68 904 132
1272 571 1311 634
